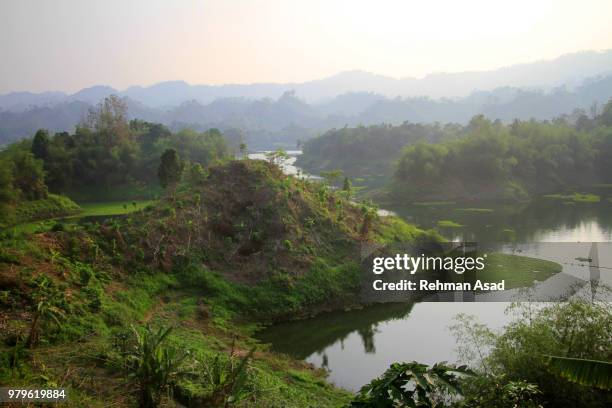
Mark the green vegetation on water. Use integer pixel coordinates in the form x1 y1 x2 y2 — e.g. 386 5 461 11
542 193 601 203
412 201 456 206
437 220 464 228
455 207 494 213
478 253 562 289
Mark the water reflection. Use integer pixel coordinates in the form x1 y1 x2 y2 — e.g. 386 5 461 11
258 302 413 360
254 153 612 391
388 200 612 242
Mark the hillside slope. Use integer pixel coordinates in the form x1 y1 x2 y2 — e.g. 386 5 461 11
0 159 431 407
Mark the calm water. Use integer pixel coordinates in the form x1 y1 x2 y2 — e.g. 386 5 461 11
255 153 612 391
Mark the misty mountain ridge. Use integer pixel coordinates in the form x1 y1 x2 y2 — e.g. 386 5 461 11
2 49 612 149
2 49 612 111
2 72 612 150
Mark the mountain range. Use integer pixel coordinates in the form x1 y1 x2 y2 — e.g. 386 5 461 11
1 50 612 149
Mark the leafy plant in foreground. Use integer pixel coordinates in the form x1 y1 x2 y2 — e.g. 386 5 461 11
199 342 255 407
350 361 473 407
26 277 67 347
545 356 612 390
123 325 190 408
457 375 542 408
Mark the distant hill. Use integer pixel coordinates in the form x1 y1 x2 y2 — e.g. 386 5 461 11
2 74 612 149
2 50 612 149
2 49 612 110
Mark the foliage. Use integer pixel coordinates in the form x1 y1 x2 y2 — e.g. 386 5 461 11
545 356 612 390
158 148 184 190
0 156 433 407
0 97 230 203
298 122 458 184
0 193 80 227
198 343 255 407
265 148 289 166
26 277 68 347
457 375 543 408
121 325 191 408
320 169 344 187
451 301 612 407
350 361 473 407
394 112 612 200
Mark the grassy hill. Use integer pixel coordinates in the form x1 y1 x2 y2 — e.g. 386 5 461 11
0 159 434 407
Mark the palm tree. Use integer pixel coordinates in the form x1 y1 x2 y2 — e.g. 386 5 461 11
360 204 378 240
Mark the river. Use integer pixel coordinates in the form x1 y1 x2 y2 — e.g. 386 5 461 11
252 151 612 391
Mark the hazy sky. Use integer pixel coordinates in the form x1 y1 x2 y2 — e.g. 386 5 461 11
2 0 612 93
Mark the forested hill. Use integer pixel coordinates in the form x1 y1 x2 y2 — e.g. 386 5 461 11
299 99 612 202
296 122 462 185
0 96 232 227
2 72 612 150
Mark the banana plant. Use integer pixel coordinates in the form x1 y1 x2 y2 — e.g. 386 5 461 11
545 355 612 390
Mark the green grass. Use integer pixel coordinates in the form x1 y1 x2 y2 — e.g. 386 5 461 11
455 208 494 213
542 193 600 203
437 220 464 228
0 250 353 407
412 201 456 207
476 253 562 289
8 200 155 234
79 200 155 217
0 194 81 230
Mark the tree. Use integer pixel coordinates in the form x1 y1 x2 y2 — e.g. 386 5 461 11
0 159 15 202
11 151 48 200
320 169 343 187
26 278 66 348
452 300 612 407
359 202 378 240
239 142 248 159
31 129 50 161
158 149 184 195
85 95 130 147
599 99 612 127
342 176 353 198
265 149 289 166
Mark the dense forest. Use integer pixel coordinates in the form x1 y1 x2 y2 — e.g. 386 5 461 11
0 96 231 226
297 122 462 185
300 99 612 201
393 101 612 201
